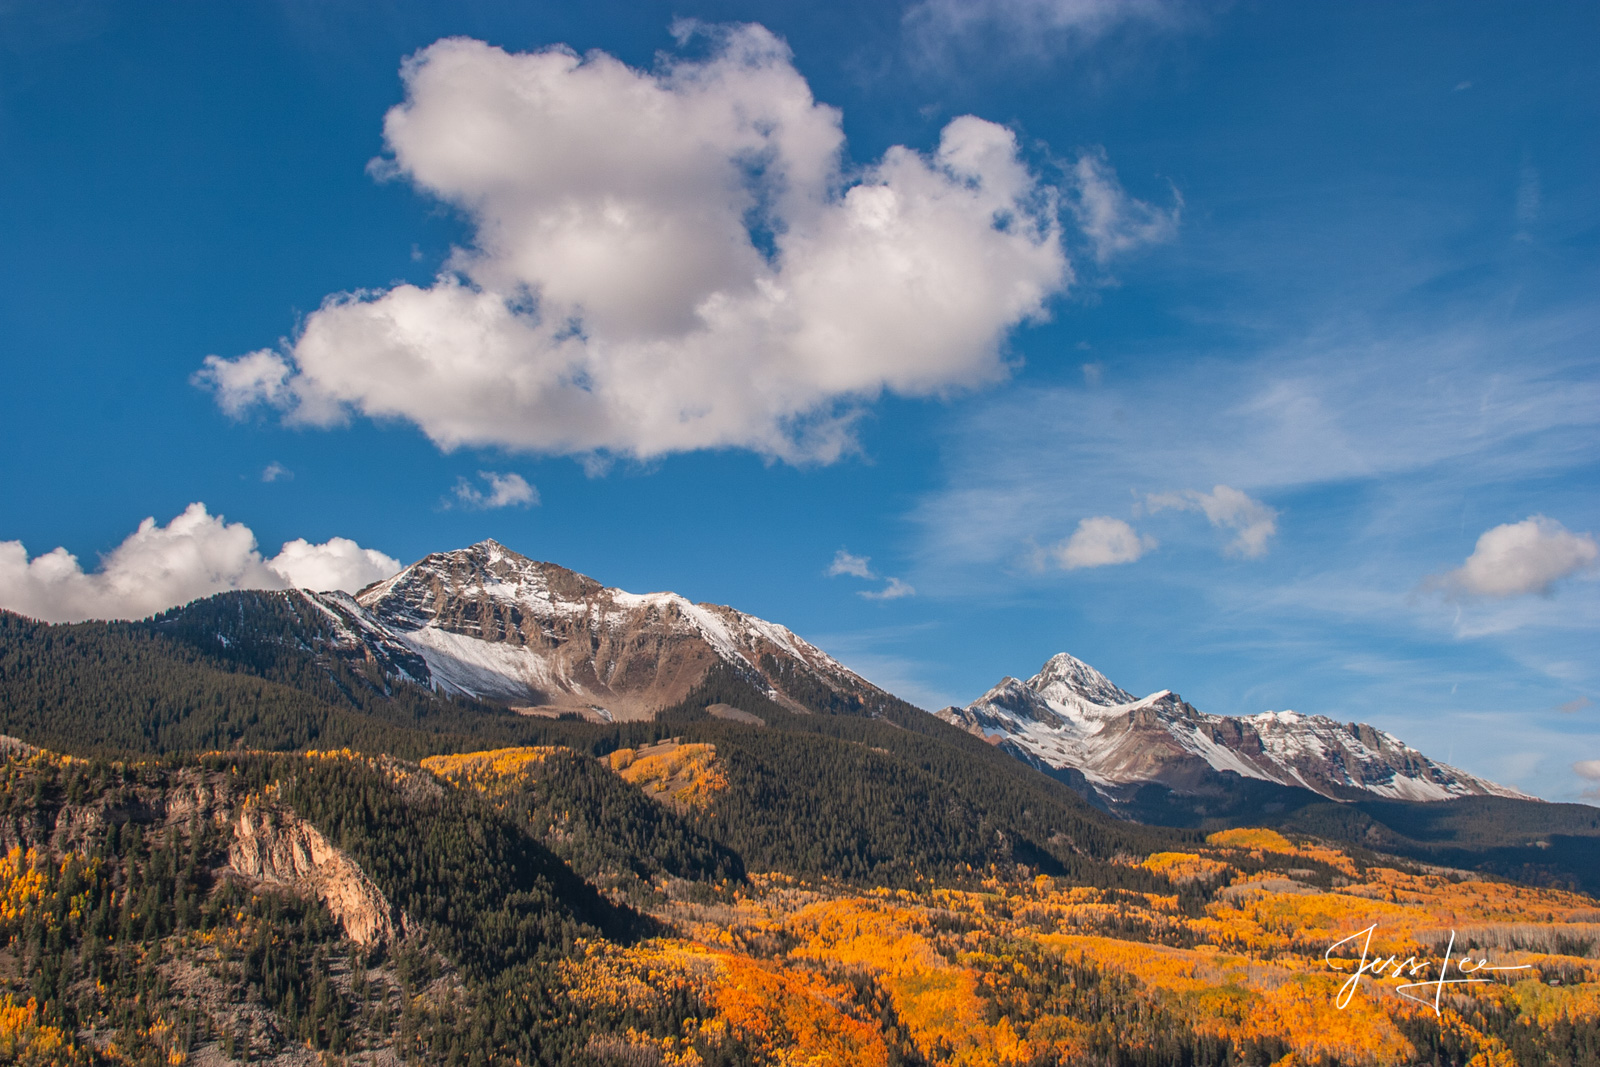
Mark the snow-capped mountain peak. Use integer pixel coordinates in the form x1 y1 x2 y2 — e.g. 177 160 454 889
1027 652 1138 712
938 652 1530 804
325 540 880 721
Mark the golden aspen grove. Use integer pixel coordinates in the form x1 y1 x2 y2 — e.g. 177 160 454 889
1 738 1594 1066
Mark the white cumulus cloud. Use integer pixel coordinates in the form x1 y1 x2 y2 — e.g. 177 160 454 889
1052 516 1154 570
1146 485 1278 558
268 537 404 594
195 25 1071 464
196 349 293 417
453 471 539 510
1432 515 1597 599
0 504 402 622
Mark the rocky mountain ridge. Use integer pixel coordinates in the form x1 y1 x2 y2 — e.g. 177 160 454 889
938 652 1530 804
303 539 888 721
291 542 1526 805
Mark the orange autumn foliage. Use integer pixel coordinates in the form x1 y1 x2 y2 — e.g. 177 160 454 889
0 995 92 1065
610 824 1600 1067
421 745 564 790
559 937 890 1066
611 742 728 810
708 953 891 1066
1207 827 1295 852
1143 851 1233 883
787 899 1031 1066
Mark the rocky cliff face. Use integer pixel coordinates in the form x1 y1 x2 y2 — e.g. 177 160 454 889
0 740 402 947
228 798 400 946
305 540 887 721
939 653 1528 804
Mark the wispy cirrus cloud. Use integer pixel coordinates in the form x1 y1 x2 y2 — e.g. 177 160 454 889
904 0 1186 61
827 549 874 578
911 311 1600 586
1068 148 1181 263
827 548 915 599
860 576 917 600
1145 485 1277 558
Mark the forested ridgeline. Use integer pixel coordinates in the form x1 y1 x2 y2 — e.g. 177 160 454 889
0 606 1197 891
1288 793 1600 896
1114 770 1600 896
0 604 532 759
2 595 1596 898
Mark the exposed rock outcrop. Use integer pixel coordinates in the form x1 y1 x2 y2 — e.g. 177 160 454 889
228 799 399 946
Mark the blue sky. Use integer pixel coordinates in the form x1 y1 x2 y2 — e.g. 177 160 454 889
1 1 1596 801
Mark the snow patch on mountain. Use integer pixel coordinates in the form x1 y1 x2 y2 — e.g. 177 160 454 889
307 540 882 720
940 652 1530 803
397 624 574 703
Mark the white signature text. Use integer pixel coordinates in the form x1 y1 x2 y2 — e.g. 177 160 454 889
1325 924 1532 1015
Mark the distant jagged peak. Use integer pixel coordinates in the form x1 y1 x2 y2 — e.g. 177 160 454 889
950 653 1532 803
1240 707 1535 801
1026 651 1139 710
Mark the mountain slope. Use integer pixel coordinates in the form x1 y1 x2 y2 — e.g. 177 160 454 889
0 599 534 759
4 546 1592 897
0 584 1191 890
320 539 891 721
939 652 1528 804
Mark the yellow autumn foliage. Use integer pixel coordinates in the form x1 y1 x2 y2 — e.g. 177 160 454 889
618 824 1600 1066
613 742 728 810
6 743 1594 1066
421 745 564 789
1206 827 1295 852
0 847 49 929
0 995 91 1065
786 899 1032 1066
1143 851 1233 883
560 936 891 1066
